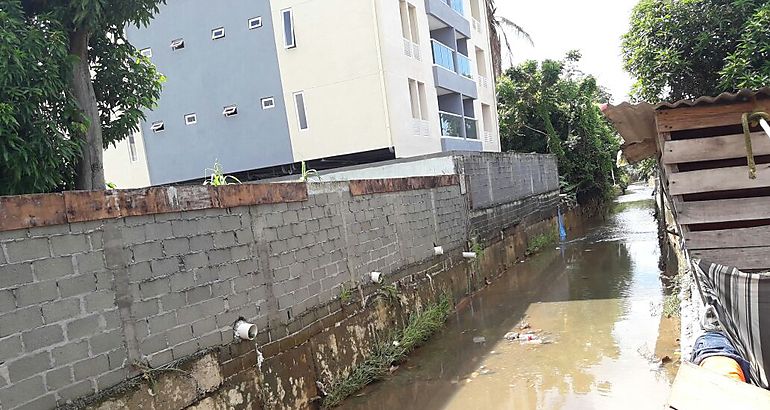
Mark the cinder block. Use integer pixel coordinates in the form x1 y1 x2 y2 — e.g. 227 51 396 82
76 251 105 274
151 257 181 277
139 278 170 299
66 314 101 340
128 261 153 282
185 286 212 305
170 271 195 292
162 238 190 257
0 307 43 338
207 249 231 266
51 235 89 256
8 351 51 382
5 239 50 262
139 333 168 355
44 366 73 391
189 235 215 253
57 379 95 402
171 339 198 360
130 242 163 263
236 259 258 276
0 263 34 290
96 367 129 391
212 232 236 249
84 291 115 313
145 222 173 241
51 340 89 367
0 375 46 409
121 225 146 245
0 335 22 362
32 257 75 281
73 354 109 380
171 220 200 237
88 329 123 355
191 318 217 337
166 325 193 347
183 252 208 270
234 229 254 245
41 298 82 324
0 290 15 314
230 245 249 261
147 349 173 368
148 312 177 334
106 347 127 369
14 281 58 307
131 299 159 319
160 293 186 311
58 274 96 298
220 215 241 231
22 324 64 352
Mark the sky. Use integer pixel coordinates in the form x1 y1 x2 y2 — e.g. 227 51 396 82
495 0 639 103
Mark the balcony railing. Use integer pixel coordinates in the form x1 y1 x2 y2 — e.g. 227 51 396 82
449 0 464 15
465 118 478 139
439 111 463 137
412 42 422 61
403 38 412 58
404 38 421 61
432 40 455 72
456 53 473 79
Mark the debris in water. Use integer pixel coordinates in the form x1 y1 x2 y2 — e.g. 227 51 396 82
473 336 486 344
389 365 399 374
519 321 531 330
471 371 479 378
504 332 519 341
392 341 400 347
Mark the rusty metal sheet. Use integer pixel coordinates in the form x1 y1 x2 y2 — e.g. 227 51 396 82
63 190 121 223
349 175 459 196
163 185 215 211
657 87 770 110
601 102 659 163
0 193 67 231
215 183 308 208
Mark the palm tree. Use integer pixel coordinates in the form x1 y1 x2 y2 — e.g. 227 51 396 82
485 0 534 79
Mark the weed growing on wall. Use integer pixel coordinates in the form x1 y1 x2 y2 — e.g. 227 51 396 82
526 229 558 256
321 296 452 408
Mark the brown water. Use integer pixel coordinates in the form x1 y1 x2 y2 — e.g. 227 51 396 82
339 184 679 410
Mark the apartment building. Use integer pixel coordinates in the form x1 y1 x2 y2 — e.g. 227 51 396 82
104 0 501 187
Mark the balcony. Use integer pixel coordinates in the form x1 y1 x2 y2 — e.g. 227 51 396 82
425 0 471 38
431 40 478 97
439 111 463 137
465 118 478 139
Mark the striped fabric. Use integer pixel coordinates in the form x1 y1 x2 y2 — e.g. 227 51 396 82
692 259 770 388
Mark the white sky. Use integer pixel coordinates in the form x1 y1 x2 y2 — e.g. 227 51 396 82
496 0 639 103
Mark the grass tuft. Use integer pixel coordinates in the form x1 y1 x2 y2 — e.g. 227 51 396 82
321 296 452 408
526 229 558 256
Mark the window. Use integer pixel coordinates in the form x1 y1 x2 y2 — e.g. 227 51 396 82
223 105 238 117
248 17 263 29
139 48 152 58
418 82 429 119
211 27 225 40
261 97 275 110
282 9 295 48
185 113 197 125
293 92 308 130
151 121 165 133
170 38 185 50
408 79 429 120
128 134 138 162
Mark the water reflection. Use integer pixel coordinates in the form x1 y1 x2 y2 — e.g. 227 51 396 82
339 184 676 410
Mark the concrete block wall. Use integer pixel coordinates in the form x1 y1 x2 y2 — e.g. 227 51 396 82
0 177 467 409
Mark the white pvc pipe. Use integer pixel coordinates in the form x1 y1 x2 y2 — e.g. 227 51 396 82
463 252 477 259
760 118 770 140
234 320 258 341
370 272 383 283
434 246 444 256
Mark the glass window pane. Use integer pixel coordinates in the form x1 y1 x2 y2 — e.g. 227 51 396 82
295 93 308 130
283 10 295 47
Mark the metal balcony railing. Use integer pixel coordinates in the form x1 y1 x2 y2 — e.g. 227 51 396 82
449 0 464 15
439 111 463 137
456 54 473 79
432 40 455 72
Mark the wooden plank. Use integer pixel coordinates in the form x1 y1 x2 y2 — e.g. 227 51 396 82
662 132 770 164
667 362 770 410
0 193 67 232
668 164 770 195
689 247 770 271
656 99 770 133
687 225 770 250
677 197 770 225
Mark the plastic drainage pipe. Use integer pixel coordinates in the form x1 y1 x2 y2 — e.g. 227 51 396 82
434 246 444 256
463 252 477 259
234 320 258 341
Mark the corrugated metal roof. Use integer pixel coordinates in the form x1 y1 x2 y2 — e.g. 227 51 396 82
656 87 770 109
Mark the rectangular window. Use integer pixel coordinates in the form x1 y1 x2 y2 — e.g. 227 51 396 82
408 79 420 119
261 97 275 110
128 134 138 162
223 105 238 117
282 9 296 48
185 113 197 125
211 27 225 40
408 5 420 44
293 92 308 130
139 48 152 58
151 121 165 133
170 38 185 50
418 82 429 120
399 1 410 41
248 17 263 29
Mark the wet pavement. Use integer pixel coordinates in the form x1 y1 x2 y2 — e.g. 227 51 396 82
339 184 679 410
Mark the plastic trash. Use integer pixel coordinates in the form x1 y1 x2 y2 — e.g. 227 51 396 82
473 336 486 344
504 332 519 341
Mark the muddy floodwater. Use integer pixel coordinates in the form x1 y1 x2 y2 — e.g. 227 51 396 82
340 184 679 410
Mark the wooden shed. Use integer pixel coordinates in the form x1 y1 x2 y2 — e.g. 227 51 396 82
604 88 770 271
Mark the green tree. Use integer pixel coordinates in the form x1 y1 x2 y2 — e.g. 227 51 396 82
622 0 768 102
485 0 533 79
9 0 165 192
0 2 82 195
497 52 622 203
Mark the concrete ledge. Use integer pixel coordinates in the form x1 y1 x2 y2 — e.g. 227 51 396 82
348 175 459 196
